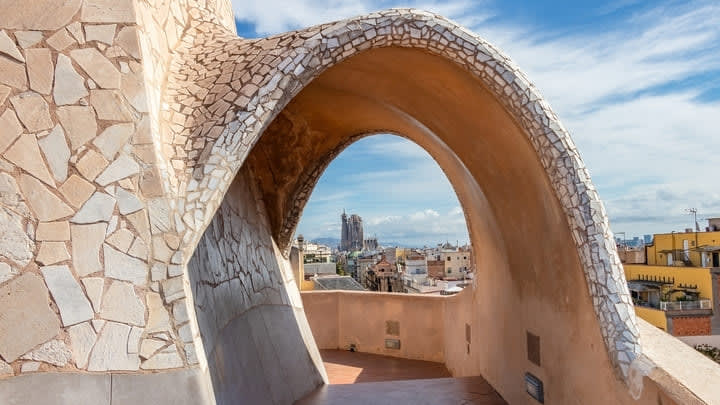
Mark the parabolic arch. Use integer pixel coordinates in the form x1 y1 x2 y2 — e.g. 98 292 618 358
168 8 641 403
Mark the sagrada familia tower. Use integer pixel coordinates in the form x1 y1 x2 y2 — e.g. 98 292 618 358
340 211 363 251
0 0 717 404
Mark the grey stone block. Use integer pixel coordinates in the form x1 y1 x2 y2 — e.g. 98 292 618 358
0 373 110 405
111 368 212 405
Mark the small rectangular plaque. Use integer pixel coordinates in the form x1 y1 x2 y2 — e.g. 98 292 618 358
384 338 401 350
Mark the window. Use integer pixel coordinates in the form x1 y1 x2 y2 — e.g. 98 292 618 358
463 256 467 260
448 268 452 273
447 257 451 261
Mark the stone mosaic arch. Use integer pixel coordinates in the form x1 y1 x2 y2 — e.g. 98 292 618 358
166 8 640 385
0 1 665 403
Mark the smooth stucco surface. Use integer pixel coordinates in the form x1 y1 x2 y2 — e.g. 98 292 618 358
251 47 631 404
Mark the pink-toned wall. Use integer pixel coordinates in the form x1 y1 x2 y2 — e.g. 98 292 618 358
302 291 445 362
302 290 719 405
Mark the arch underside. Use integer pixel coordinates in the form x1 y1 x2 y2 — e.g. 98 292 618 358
174 9 641 404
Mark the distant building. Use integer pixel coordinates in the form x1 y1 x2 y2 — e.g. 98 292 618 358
403 254 428 287
618 246 645 264
291 235 337 290
304 262 337 276
311 274 365 291
427 259 445 279
625 218 720 336
357 254 377 286
423 243 473 280
383 247 412 265
364 237 379 251
365 256 404 292
341 211 364 251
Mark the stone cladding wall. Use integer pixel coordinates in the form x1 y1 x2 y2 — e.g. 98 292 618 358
0 0 234 380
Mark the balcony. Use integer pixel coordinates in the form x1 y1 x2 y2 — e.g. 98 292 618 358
300 290 720 404
660 299 712 311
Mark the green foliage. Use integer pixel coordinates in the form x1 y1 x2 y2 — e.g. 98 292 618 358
695 344 720 364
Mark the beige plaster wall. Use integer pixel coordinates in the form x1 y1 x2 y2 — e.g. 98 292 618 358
302 291 703 405
253 47 616 404
303 290 445 362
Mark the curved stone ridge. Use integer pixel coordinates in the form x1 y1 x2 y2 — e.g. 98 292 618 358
161 8 640 381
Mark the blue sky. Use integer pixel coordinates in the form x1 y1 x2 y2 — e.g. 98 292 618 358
232 0 720 246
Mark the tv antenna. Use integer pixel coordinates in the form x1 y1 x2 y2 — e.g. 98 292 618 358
685 208 699 231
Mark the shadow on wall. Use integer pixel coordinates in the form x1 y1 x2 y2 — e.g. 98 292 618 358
186 166 326 404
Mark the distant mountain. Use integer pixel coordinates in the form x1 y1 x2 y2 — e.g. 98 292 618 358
310 237 340 247
309 237 411 249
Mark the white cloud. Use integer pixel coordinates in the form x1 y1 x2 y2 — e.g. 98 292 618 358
296 136 470 246
363 207 469 246
237 0 720 238
232 0 484 36
474 3 720 233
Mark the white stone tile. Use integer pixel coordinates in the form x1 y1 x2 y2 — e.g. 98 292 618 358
116 187 143 215
103 243 147 286
100 281 146 326
95 155 139 186
71 223 106 277
41 265 94 326
68 322 96 369
93 123 133 160
0 262 18 284
14 31 43 48
0 207 34 266
53 54 89 105
71 191 116 223
38 125 71 183
81 277 104 312
21 339 72 366
140 344 182 370
87 321 139 371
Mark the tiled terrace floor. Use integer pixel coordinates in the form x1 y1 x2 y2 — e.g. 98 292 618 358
296 350 507 405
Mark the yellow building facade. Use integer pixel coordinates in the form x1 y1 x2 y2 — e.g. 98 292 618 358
624 265 713 305
646 230 720 267
624 225 720 336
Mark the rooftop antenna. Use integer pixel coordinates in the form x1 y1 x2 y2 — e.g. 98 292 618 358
685 208 699 232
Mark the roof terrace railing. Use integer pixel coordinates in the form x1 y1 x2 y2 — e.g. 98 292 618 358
659 299 712 311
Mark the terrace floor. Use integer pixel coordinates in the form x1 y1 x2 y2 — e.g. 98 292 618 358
296 350 507 405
